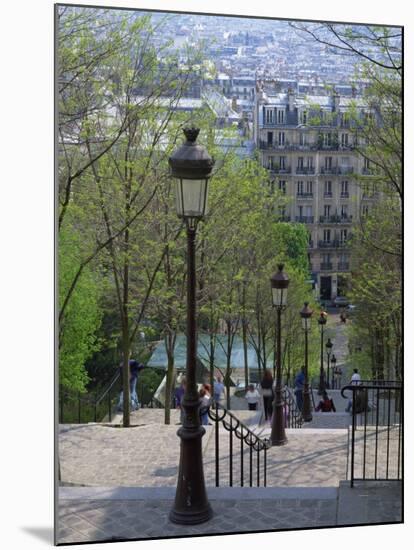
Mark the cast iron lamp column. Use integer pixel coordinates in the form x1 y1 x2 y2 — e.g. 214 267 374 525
326 338 333 389
317 312 328 394
168 127 214 525
331 354 337 389
270 264 289 446
300 302 313 422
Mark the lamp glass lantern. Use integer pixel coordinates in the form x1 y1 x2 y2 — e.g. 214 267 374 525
326 338 333 353
169 127 214 226
270 264 289 309
300 302 313 331
318 311 327 330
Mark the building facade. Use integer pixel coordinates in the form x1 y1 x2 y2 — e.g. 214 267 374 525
254 84 375 301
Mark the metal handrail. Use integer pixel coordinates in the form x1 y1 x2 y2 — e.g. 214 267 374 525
208 402 271 487
282 386 303 428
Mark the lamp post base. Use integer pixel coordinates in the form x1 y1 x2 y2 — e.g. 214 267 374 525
302 388 313 422
270 396 288 446
170 419 213 525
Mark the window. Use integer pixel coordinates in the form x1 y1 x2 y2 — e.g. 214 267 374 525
279 156 286 169
279 180 286 194
298 205 303 218
306 181 313 194
265 108 274 124
268 156 274 169
277 109 285 124
300 110 307 124
322 253 331 263
267 131 273 145
305 205 313 219
324 181 332 195
324 205 331 217
323 229 331 243
297 157 304 169
325 157 332 169
323 133 332 146
341 133 349 146
278 131 285 145
341 205 348 217
340 229 348 243
297 181 304 195
307 156 314 169
341 180 349 195
299 132 306 146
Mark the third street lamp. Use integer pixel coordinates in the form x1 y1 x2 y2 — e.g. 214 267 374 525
326 338 333 389
331 353 337 388
300 302 313 422
317 311 328 394
270 264 289 446
169 127 214 525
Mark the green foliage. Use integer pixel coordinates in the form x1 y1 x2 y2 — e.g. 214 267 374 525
59 226 103 392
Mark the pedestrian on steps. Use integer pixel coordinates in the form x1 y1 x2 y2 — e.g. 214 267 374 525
260 369 274 420
245 384 261 411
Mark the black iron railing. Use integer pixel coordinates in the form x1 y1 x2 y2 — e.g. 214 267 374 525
341 381 402 487
207 403 271 488
59 372 158 424
282 386 303 428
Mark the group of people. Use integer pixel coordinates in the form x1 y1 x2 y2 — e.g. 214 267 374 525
174 374 226 425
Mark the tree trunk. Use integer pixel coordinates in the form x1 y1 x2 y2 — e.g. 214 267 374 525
242 319 249 389
164 351 175 425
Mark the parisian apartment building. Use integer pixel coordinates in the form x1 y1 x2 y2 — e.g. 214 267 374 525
253 82 376 302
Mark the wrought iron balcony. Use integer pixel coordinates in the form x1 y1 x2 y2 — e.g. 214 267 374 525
259 140 290 150
296 167 315 175
324 192 333 198
319 215 353 224
320 263 333 271
337 262 350 271
295 216 314 223
320 166 340 175
278 215 291 222
270 166 292 174
297 192 313 199
340 192 350 198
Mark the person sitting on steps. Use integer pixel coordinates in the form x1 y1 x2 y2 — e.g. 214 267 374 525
315 391 336 412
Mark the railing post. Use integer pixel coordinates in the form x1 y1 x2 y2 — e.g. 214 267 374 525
215 402 219 487
350 389 356 487
240 426 244 487
229 416 233 487
108 387 112 422
78 392 81 423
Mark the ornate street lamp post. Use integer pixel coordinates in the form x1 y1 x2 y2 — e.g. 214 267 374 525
317 312 327 394
331 353 337 389
326 338 333 389
270 264 289 446
169 127 214 525
300 302 313 422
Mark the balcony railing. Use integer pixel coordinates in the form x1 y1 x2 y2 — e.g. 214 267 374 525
320 263 333 271
319 215 353 224
337 262 350 271
269 166 292 175
295 216 314 223
259 140 290 150
297 192 313 199
340 192 350 198
320 166 354 175
324 192 333 198
278 216 291 222
296 167 315 175
318 240 349 249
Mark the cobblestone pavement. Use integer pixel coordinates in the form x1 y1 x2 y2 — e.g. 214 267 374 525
57 487 338 544
59 422 348 488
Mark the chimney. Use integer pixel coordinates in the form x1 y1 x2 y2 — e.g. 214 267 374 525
287 87 295 111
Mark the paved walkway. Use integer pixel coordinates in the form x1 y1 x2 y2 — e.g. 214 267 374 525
57 482 402 544
59 422 348 488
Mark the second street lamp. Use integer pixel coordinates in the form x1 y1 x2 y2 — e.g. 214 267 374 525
300 302 313 422
317 311 328 394
270 264 289 446
326 338 333 389
331 353 337 389
169 127 214 525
